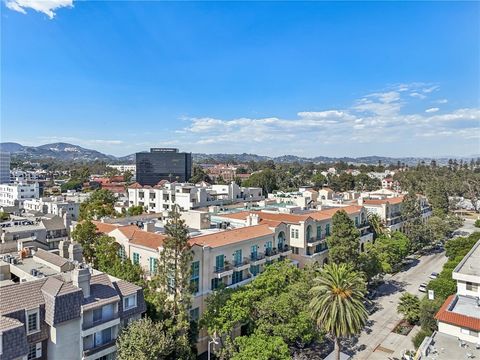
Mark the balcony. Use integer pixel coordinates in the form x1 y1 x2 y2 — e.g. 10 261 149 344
82 339 116 358
82 313 119 331
265 248 281 261
250 252 266 266
307 237 323 247
213 263 233 278
233 257 250 271
278 244 292 256
227 274 253 289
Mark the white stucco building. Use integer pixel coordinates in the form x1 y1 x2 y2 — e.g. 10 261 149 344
0 182 40 209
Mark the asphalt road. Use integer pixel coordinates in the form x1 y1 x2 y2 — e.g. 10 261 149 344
351 251 448 359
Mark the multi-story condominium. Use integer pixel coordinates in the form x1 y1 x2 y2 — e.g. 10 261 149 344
135 148 192 186
10 170 40 183
0 246 146 360
359 194 432 233
268 188 319 209
106 164 136 173
0 152 10 184
417 240 480 359
0 183 40 209
128 181 263 213
212 204 373 266
24 196 80 220
0 215 69 254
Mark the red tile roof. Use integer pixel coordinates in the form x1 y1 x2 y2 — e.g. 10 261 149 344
218 205 363 224
435 295 480 331
128 182 143 189
189 224 274 248
93 221 166 250
363 196 404 206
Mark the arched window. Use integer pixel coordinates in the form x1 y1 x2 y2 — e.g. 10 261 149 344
277 231 286 249
306 225 312 241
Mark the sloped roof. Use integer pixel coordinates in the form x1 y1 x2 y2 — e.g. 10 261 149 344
34 249 70 268
0 315 24 331
189 224 274 248
93 221 166 250
436 295 480 331
363 196 404 206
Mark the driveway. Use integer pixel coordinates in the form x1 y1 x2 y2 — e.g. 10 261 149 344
350 251 448 360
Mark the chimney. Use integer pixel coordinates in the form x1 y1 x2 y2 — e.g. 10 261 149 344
246 213 259 226
59 240 70 259
72 265 91 298
63 213 71 234
69 243 83 262
144 222 155 233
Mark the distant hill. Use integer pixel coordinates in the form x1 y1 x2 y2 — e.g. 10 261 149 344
0 142 115 162
1 142 476 166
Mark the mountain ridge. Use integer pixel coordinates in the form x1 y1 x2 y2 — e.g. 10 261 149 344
0 142 477 166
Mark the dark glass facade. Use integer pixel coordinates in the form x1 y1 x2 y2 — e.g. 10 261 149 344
135 148 192 186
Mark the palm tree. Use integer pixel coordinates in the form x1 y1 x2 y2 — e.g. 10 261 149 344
309 263 368 360
368 212 386 239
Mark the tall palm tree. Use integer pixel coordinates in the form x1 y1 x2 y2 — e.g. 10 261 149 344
368 212 386 239
309 263 368 360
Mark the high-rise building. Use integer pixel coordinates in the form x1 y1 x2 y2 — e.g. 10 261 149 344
135 148 192 186
0 151 10 184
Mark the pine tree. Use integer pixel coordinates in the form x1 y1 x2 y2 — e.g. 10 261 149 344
154 205 195 359
326 210 360 267
401 190 427 251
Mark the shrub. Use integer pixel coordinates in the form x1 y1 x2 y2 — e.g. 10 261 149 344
412 328 433 349
475 219 480 228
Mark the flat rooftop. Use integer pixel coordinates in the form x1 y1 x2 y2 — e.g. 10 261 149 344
454 239 480 277
451 295 480 318
419 331 480 360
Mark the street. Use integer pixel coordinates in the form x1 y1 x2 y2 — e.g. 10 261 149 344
351 251 447 359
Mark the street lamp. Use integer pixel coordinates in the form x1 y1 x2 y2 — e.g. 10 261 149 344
208 335 219 360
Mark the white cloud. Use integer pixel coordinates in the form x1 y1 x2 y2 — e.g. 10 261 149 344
435 99 448 104
5 0 73 19
410 92 427 99
176 83 480 156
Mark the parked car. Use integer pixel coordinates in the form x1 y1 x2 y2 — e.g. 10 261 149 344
418 283 428 292
366 289 378 300
429 272 439 279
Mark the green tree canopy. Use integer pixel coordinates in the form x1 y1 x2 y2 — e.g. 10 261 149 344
231 333 291 360
397 293 420 324
326 210 361 267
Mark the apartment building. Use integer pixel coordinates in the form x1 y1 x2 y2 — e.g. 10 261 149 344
268 188 319 209
0 183 40 209
93 219 290 354
0 247 146 360
106 164 136 173
127 181 263 213
24 196 80 220
417 240 480 359
212 204 373 266
0 215 69 254
0 152 10 184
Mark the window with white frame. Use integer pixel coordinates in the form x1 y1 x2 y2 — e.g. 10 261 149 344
26 308 40 334
123 294 137 310
27 342 42 359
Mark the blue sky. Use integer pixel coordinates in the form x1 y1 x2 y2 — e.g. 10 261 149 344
1 1 479 157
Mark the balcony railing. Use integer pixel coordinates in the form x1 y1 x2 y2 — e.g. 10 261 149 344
233 257 250 268
82 313 119 331
278 244 291 253
213 263 233 274
83 339 116 357
250 252 265 261
265 248 279 257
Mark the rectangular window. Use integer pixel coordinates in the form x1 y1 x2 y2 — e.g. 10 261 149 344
233 249 242 266
191 261 200 294
265 241 272 250
232 270 243 284
250 264 260 276
133 252 140 265
291 229 295 238
149 257 158 274
27 309 39 334
466 282 478 291
94 328 112 347
215 254 224 272
325 224 330 236
295 229 299 238
123 294 137 310
93 308 102 323
189 307 200 322
355 217 359 226
211 278 221 290
27 343 41 360
316 226 322 239
250 245 258 259
118 246 126 261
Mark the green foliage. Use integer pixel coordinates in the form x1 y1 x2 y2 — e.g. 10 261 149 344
354 173 381 192
231 333 291 360
189 165 211 184
401 191 428 251
373 232 411 273
419 298 443 333
445 232 480 259
475 219 480 228
116 318 176 360
126 205 144 216
309 263 367 358
79 189 117 220
426 180 449 217
326 210 360 267
151 206 195 359
123 170 134 183
60 179 83 192
0 211 10 221
71 220 98 264
311 173 327 188
201 261 317 359
412 328 433 349
397 293 420 324
242 169 278 194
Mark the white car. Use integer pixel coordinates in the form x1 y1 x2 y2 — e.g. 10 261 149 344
418 283 428 292
429 272 439 279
